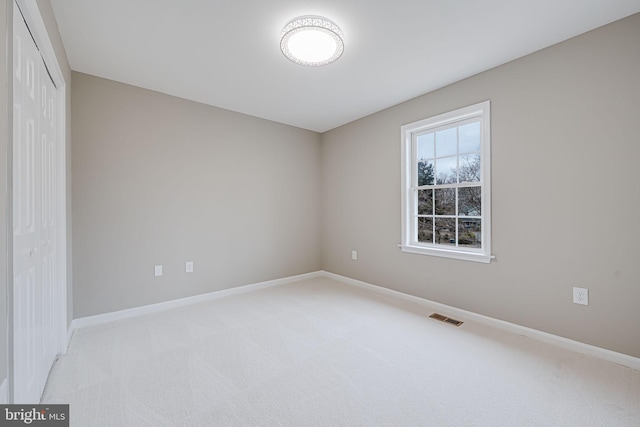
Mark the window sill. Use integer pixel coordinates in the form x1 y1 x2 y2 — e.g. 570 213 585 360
399 244 494 264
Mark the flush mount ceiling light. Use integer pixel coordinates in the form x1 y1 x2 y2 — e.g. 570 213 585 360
280 15 344 66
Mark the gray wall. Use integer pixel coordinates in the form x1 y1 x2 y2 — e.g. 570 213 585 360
321 13 640 358
72 72 321 317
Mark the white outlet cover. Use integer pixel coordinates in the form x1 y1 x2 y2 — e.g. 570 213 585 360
573 287 588 305
352 251 357 260
186 261 194 273
154 265 163 277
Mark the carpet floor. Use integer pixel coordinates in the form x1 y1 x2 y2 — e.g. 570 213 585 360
42 276 640 426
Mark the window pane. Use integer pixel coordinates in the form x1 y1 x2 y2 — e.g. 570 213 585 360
434 188 455 215
417 133 434 160
435 127 457 157
458 219 481 248
418 190 433 215
435 156 457 184
435 218 456 246
402 101 490 259
417 159 434 186
459 121 480 153
458 186 481 216
418 217 433 243
459 153 480 183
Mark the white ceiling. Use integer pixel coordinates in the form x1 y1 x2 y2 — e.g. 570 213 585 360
50 0 640 133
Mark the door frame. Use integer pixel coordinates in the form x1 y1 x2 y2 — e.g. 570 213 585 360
9 0 67 403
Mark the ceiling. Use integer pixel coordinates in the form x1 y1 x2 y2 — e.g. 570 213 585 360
50 0 640 133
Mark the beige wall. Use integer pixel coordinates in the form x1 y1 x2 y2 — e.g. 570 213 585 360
321 13 640 358
72 72 321 317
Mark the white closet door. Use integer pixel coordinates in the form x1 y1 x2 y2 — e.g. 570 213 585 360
13 3 60 403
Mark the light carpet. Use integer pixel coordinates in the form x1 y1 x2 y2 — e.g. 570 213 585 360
42 276 640 426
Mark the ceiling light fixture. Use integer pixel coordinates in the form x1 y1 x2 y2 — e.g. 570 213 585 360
280 15 344 66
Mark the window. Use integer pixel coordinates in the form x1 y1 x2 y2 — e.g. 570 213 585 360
400 101 493 263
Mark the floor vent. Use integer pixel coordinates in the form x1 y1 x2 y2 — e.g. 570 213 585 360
429 313 464 327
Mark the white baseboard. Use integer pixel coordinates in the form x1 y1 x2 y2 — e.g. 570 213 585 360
67 269 639 371
69 271 323 334
320 271 640 371
0 378 7 404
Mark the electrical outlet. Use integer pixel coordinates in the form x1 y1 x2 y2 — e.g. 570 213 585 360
352 250 357 260
154 265 163 277
186 261 194 273
573 287 588 305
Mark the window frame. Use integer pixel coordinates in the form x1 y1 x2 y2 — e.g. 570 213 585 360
400 101 493 263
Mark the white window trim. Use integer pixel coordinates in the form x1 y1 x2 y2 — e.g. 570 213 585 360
400 101 493 263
